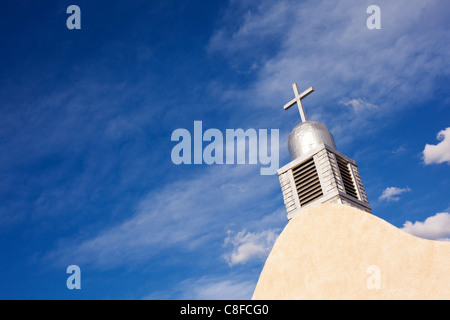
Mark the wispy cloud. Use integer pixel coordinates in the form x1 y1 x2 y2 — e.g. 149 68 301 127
340 98 378 114
402 212 450 241
378 186 411 202
0 70 163 230
223 228 279 266
422 127 450 165
392 145 406 154
145 274 257 300
208 0 292 70
44 165 284 269
208 0 450 145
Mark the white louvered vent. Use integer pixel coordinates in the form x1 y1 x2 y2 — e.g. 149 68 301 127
336 156 358 199
292 158 323 206
350 163 369 203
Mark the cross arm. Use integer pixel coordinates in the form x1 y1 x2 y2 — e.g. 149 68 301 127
283 86 314 110
299 86 314 100
283 97 298 110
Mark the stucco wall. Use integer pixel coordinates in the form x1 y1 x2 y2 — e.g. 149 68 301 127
252 203 450 300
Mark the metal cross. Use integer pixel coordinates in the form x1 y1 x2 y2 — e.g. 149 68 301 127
283 83 314 123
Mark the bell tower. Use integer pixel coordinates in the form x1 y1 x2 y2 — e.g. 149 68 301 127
278 83 371 220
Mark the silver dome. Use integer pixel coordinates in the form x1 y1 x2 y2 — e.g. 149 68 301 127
288 121 336 160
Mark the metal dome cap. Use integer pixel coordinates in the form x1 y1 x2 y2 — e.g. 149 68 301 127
288 121 336 160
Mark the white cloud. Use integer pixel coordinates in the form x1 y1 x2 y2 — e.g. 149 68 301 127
378 186 411 202
402 212 450 241
224 228 279 266
340 98 378 114
422 127 450 165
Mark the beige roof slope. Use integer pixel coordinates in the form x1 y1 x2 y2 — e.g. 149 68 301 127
252 203 450 300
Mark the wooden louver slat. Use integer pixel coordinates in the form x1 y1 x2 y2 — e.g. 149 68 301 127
293 158 323 206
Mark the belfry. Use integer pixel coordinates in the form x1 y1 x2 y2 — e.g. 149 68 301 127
278 83 371 220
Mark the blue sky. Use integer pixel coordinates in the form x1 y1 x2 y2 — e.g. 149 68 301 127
0 0 449 299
